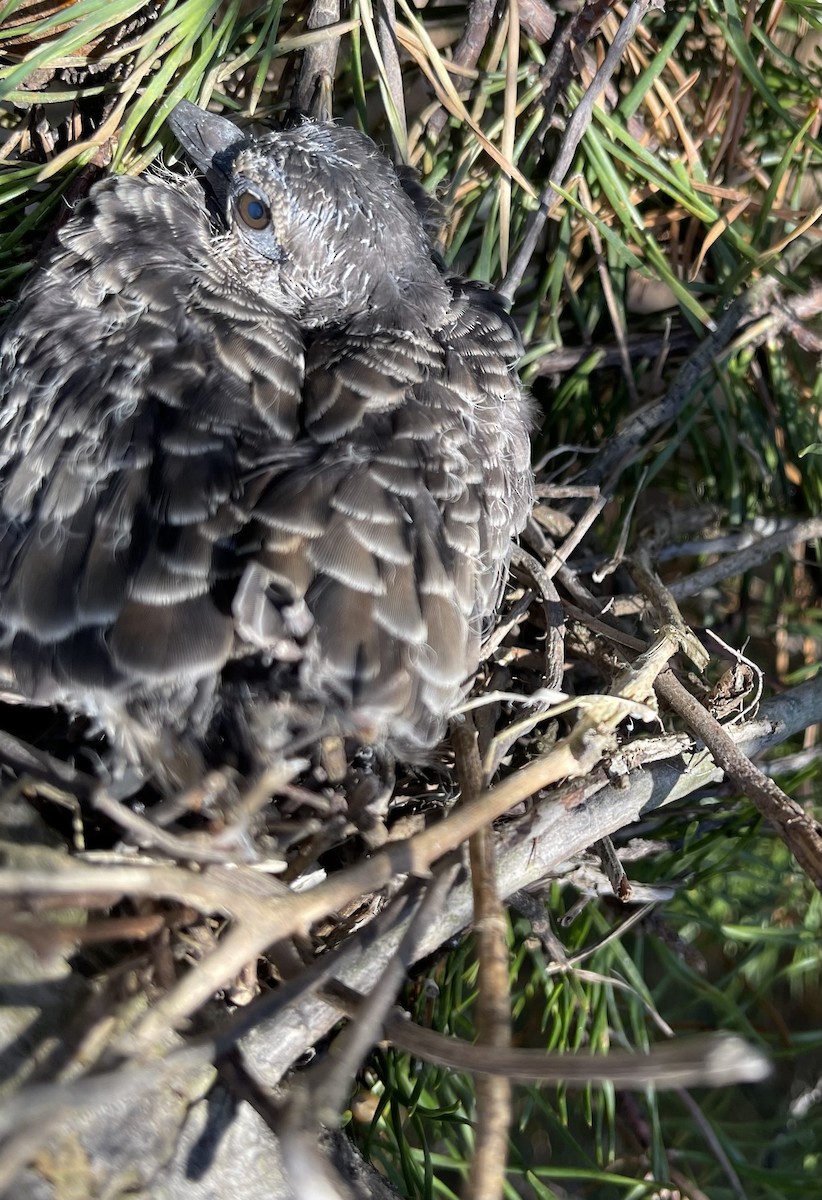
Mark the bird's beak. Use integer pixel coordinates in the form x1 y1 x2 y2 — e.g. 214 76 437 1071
167 100 245 177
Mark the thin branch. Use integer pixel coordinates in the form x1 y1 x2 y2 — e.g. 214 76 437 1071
425 0 496 141
501 0 665 301
655 669 822 894
676 1088 749 1200
612 514 822 615
292 0 342 118
303 866 459 1126
454 720 511 1200
509 544 566 690
381 1019 769 1089
376 0 408 161
576 252 821 490
527 327 698 377
667 515 822 602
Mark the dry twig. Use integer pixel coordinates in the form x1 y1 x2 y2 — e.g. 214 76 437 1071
454 721 511 1200
501 0 665 301
656 670 822 895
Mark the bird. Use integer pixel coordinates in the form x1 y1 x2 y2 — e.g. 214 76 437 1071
0 100 533 772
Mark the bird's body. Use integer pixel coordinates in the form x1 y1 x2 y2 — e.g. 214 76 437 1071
0 104 533 766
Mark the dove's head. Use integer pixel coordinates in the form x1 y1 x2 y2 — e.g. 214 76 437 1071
168 101 447 327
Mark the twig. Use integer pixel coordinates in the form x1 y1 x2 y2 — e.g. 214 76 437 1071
454 720 511 1200
574 550 822 891
509 544 566 690
545 489 608 576
630 547 710 671
380 1020 769 1089
667 515 822 602
575 261 820 490
509 888 569 963
535 2 581 132
480 588 535 661
593 836 631 901
654 517 804 562
501 0 665 301
88 783 261 866
376 0 407 161
216 889 421 1044
703 629 763 723
655 669 822 895
425 0 496 141
528 324 696 374
527 327 698 377
217 1047 284 1131
612 514 822 615
0 728 97 797
592 467 647 583
0 911 165 951
318 983 765 1090
303 866 459 1127
292 0 342 118
676 1088 749 1200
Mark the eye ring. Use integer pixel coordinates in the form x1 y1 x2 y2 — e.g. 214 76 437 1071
236 189 271 230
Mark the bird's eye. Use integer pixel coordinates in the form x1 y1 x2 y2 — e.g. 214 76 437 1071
236 190 270 230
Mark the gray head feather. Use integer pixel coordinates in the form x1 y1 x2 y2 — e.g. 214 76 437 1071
169 100 448 328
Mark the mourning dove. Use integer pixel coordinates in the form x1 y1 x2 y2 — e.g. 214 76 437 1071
0 101 533 766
